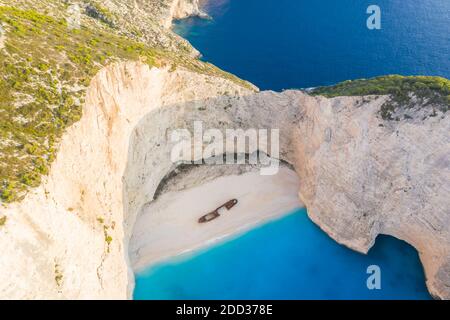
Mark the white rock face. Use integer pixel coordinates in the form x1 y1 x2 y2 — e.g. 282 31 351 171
0 24 5 49
0 61 448 300
169 0 209 25
91 0 207 56
0 62 252 299
293 95 450 299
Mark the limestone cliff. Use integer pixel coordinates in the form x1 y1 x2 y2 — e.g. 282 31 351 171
0 62 253 299
293 94 450 299
0 0 448 300
1 60 448 299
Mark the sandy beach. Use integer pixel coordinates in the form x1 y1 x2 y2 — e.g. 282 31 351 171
130 167 303 271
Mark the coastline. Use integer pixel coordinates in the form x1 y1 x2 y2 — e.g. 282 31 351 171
166 0 210 29
0 0 448 300
130 167 303 272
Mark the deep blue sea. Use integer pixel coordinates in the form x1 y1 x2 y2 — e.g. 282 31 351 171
133 0 448 299
134 209 431 300
173 0 450 91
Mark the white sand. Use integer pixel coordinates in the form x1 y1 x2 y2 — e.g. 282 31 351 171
130 167 303 271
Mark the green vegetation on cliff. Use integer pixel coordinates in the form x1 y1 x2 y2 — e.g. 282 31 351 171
84 1 118 28
1 3 447 205
0 5 252 203
311 75 450 120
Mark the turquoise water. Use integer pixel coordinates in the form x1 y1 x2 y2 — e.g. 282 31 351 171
134 209 431 300
134 0 445 299
174 0 450 91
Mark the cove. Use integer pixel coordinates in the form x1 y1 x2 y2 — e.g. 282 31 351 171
134 209 431 299
133 1 443 299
